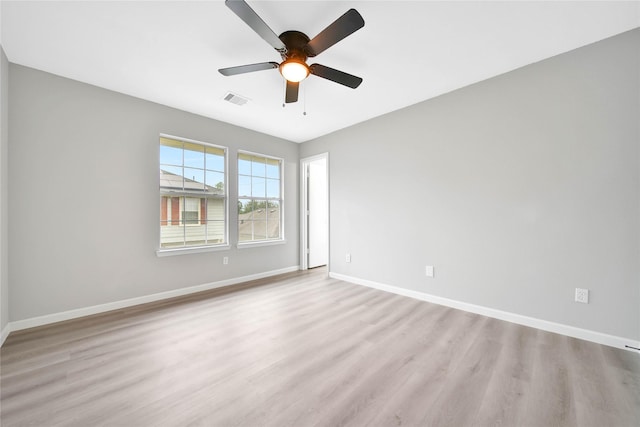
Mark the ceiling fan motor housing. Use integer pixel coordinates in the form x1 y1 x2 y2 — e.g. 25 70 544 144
278 30 310 62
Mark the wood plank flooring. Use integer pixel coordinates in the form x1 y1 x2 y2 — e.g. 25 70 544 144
1 268 639 426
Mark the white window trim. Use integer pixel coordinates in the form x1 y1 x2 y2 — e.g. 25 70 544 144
237 239 287 249
156 244 231 257
237 150 285 245
158 134 229 253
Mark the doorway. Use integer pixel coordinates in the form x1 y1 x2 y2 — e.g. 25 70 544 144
300 153 329 270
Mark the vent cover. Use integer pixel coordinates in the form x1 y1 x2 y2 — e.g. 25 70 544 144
223 92 249 106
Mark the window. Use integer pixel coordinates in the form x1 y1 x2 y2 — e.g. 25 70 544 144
181 197 200 225
159 136 227 249
238 152 283 243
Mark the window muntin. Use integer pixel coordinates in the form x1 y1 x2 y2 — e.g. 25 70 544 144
159 136 227 249
238 152 283 243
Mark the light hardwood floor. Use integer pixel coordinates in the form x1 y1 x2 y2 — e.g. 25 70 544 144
1 268 639 426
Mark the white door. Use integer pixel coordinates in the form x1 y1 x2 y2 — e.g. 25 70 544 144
307 157 328 268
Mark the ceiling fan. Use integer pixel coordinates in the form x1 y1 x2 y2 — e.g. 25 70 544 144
218 0 365 104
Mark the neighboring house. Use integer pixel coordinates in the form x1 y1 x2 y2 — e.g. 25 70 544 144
238 205 280 242
159 169 225 248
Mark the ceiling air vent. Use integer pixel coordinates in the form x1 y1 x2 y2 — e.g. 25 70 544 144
223 92 249 106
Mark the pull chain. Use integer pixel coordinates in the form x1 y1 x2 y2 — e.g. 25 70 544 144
280 80 308 114
282 79 286 108
303 83 307 116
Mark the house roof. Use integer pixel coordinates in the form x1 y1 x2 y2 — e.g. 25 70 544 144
238 207 280 241
160 169 223 195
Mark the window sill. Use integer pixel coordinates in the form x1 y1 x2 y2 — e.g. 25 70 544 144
237 239 287 249
156 244 230 257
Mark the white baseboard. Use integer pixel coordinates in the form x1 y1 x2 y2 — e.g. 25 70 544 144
1 323 10 346
330 272 640 353
6 266 299 337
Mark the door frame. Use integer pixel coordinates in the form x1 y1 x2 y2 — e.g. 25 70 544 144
300 152 329 272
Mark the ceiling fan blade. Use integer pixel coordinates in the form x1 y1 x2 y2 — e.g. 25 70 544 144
219 62 279 76
285 81 299 103
309 64 362 89
225 0 287 53
304 9 364 57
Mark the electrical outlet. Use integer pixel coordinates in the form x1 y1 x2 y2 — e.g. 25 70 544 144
223 256 229 265
346 253 351 263
425 266 434 278
575 288 589 304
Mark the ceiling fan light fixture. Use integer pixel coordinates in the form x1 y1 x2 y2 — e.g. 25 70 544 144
279 59 309 83
220 1 365 103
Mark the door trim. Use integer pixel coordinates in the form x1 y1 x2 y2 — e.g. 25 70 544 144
300 152 329 272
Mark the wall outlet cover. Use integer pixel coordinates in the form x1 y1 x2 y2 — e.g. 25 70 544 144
425 266 434 278
575 288 589 304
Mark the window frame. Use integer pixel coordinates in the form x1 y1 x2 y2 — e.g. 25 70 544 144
157 134 229 256
237 150 285 247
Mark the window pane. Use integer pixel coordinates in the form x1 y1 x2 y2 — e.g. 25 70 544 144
205 171 224 194
238 156 251 175
185 224 206 246
253 221 267 240
160 225 184 248
182 197 199 226
207 199 225 221
183 142 204 169
184 168 205 191
238 198 252 219
251 156 266 177
161 194 184 248
266 178 279 198
184 197 200 211
160 138 183 166
252 177 266 197
238 175 251 198
206 220 225 243
266 159 279 179
160 196 169 241
238 221 253 242
160 166 184 191
267 200 280 215
266 201 280 238
251 203 266 221
182 211 199 225
206 147 225 172
267 218 280 239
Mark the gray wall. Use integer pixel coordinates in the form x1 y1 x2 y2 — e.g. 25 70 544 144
301 29 640 341
9 64 299 322
0 46 8 333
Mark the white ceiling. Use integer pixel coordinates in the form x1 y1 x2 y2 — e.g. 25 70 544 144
2 1 639 143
